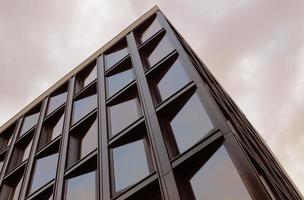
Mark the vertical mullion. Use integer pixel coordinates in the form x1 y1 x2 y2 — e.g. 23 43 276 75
97 55 111 200
19 98 48 200
54 77 75 200
0 117 23 186
126 32 181 200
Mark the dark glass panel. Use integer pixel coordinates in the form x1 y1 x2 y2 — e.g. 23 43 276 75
189 146 252 199
22 139 33 162
106 62 134 98
47 91 67 115
109 95 142 136
80 120 98 159
144 34 174 69
20 112 40 136
150 56 190 104
11 177 23 200
29 152 58 194
139 16 162 44
40 112 64 149
72 93 97 124
113 140 150 192
83 65 97 88
170 93 213 153
105 41 129 70
0 152 5 171
0 124 15 151
65 170 96 200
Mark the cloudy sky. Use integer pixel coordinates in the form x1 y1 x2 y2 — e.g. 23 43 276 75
0 0 303 194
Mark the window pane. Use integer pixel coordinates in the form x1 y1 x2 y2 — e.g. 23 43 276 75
170 93 213 153
80 119 97 159
0 125 15 151
145 34 174 69
47 92 67 115
72 94 97 124
51 113 64 140
83 66 97 88
0 153 5 171
113 140 150 192
20 112 40 136
105 44 129 70
139 16 162 44
154 58 190 103
22 140 33 162
65 171 96 200
107 67 134 98
29 153 58 193
109 97 141 136
190 146 252 199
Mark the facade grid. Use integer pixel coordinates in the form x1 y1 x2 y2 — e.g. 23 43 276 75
0 6 302 200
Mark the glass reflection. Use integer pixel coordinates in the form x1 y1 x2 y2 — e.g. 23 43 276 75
113 140 150 192
29 153 58 193
145 34 174 69
170 93 213 153
22 139 33 162
109 97 141 136
190 146 252 199
83 66 97 88
12 177 23 200
107 66 134 98
80 120 97 159
105 43 129 70
20 112 40 136
154 58 190 103
65 170 96 200
139 16 162 44
47 92 67 115
72 94 97 124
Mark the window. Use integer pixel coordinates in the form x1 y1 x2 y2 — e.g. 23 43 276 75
105 39 129 71
28 150 59 194
0 124 15 151
126 181 162 200
148 54 190 105
46 85 68 115
158 89 214 157
0 168 24 200
112 140 150 192
7 133 33 172
106 58 134 98
30 186 53 200
0 151 6 172
108 89 142 136
67 114 97 168
39 109 65 149
65 170 96 200
140 31 174 70
136 14 163 45
72 84 97 125
19 108 40 136
75 63 97 94
177 145 252 200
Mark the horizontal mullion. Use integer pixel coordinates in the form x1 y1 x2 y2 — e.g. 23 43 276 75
105 55 131 75
69 108 97 132
3 160 27 180
43 103 66 121
137 28 165 51
64 149 98 177
25 179 54 200
15 126 36 144
35 136 61 157
106 80 137 105
74 79 97 99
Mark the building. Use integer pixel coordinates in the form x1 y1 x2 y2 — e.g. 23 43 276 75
0 6 302 200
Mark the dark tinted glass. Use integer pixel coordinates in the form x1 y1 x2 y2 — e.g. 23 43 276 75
152 57 190 104
72 94 97 124
80 119 98 158
47 92 67 115
105 42 129 70
106 65 134 98
113 140 150 192
189 146 252 199
12 177 23 200
145 34 174 69
170 93 213 153
83 66 97 88
20 112 40 136
139 16 162 44
65 170 96 200
29 152 58 194
22 139 33 162
109 96 142 136
0 125 15 151
0 152 5 171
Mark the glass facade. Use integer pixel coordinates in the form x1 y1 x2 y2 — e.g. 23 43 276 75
0 7 299 200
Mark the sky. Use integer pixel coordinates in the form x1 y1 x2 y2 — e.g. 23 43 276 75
0 0 303 195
